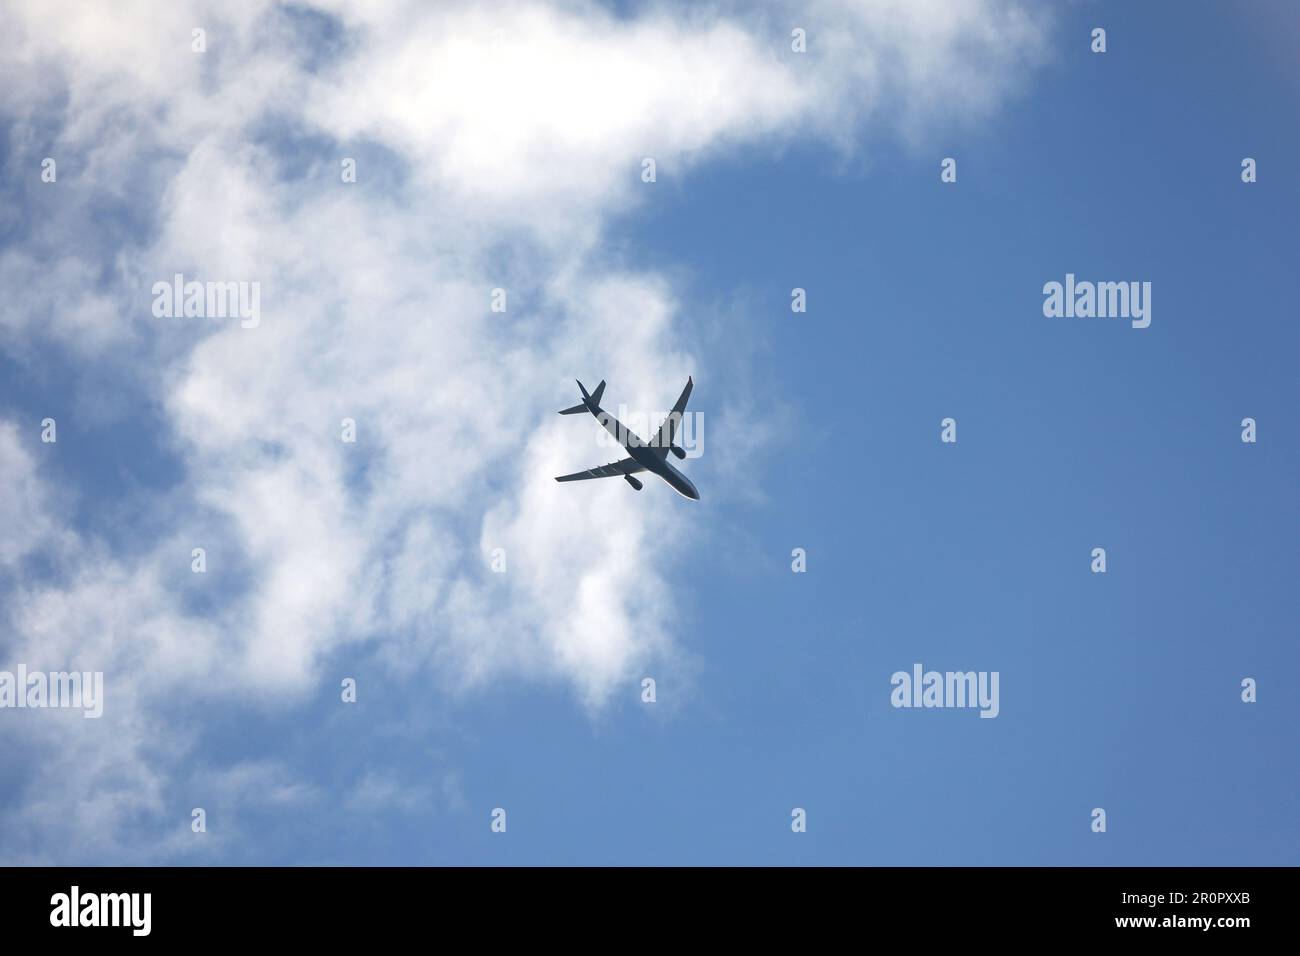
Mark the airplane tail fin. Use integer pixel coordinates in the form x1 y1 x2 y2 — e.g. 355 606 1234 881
559 379 605 415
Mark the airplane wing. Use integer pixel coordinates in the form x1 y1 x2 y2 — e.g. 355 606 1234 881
651 376 693 455
554 457 646 482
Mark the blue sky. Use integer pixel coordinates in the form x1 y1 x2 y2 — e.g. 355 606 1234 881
0 1 1296 865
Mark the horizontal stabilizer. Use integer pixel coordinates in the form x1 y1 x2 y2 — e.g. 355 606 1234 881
560 378 606 414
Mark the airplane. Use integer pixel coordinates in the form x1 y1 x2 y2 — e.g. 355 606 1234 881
554 377 700 500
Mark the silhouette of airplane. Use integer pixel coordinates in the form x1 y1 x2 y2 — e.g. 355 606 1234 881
555 377 699 499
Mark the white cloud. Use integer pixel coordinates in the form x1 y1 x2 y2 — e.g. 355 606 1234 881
0 0 1047 861
0 423 60 566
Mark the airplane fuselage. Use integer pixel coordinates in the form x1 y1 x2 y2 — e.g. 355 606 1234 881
591 405 700 500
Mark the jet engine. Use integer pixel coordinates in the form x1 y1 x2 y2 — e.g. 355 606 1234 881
624 474 643 491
